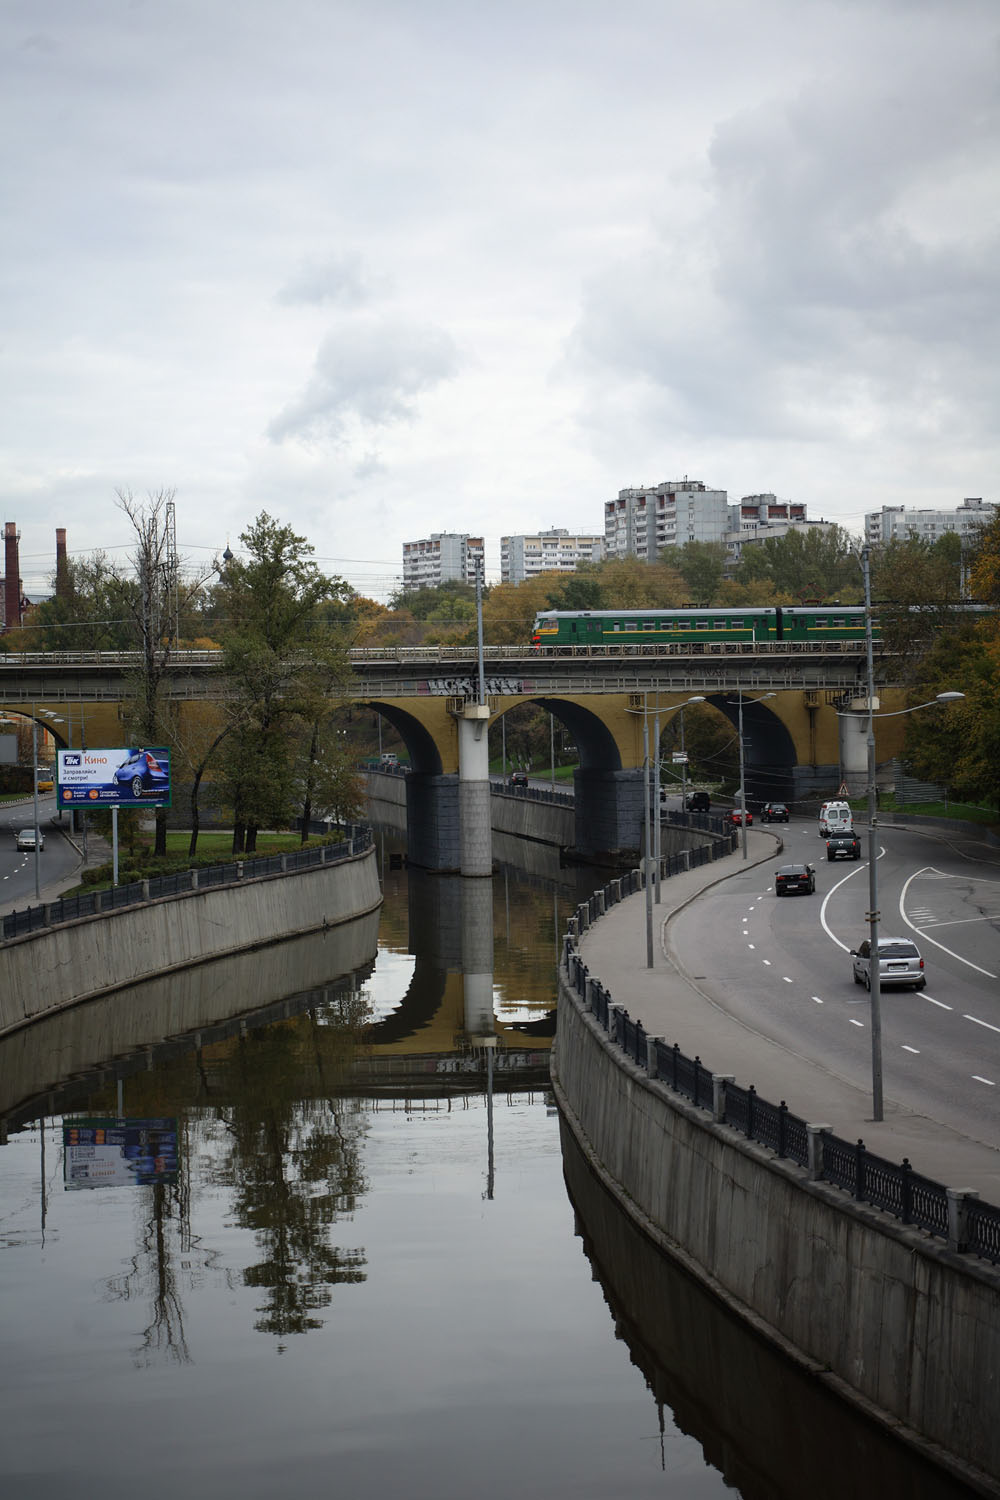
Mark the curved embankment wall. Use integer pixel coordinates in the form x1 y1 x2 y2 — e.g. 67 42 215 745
0 847 383 1038
552 959 1000 1495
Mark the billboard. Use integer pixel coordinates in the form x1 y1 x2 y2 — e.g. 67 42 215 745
57 746 172 809
63 1118 179 1190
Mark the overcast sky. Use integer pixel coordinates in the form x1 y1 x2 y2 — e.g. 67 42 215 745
3 0 998 601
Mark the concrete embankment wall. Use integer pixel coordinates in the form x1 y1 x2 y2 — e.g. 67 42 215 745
553 976 1000 1494
0 847 383 1038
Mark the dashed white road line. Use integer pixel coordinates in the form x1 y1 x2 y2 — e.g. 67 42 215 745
849 1018 864 1028
811 996 823 1005
902 1045 920 1054
973 1076 996 1087
965 1014 1000 1035
924 995 952 1010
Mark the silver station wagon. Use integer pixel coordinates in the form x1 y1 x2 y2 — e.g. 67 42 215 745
850 937 926 991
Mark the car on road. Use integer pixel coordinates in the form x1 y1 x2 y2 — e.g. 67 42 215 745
686 791 711 813
16 828 44 852
775 862 815 896
113 749 170 799
826 831 861 861
819 800 853 837
508 771 528 789
850 937 926 991
727 808 752 827
762 801 789 822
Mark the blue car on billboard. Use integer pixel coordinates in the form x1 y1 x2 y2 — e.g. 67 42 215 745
114 749 170 800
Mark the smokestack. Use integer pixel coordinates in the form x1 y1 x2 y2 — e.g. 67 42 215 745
3 522 20 632
56 528 69 598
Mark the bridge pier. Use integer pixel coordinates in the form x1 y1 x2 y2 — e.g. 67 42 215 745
572 768 645 860
458 709 493 877
838 697 876 798
405 773 461 871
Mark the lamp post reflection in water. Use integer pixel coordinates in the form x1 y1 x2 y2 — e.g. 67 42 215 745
461 877 497 1199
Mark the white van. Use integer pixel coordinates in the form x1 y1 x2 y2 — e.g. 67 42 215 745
819 800 853 837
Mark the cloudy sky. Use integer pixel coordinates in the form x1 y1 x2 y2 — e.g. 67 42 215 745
3 0 998 601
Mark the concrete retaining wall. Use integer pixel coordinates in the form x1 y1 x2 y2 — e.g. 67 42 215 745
553 974 1000 1493
0 846 383 1038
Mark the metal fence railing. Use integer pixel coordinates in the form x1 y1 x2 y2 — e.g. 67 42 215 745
1 826 374 945
561 866 1000 1268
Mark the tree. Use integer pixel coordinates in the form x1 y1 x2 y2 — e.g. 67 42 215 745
903 620 1000 811
734 525 861 602
22 553 138 652
672 541 728 605
968 509 1000 606
870 533 966 667
214 514 349 854
115 489 214 856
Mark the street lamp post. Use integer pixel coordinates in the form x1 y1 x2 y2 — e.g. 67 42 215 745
629 695 706 966
839 576 964 1125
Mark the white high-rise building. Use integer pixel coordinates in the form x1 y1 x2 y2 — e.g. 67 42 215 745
865 498 996 546
402 533 485 591
500 528 604 584
604 479 729 561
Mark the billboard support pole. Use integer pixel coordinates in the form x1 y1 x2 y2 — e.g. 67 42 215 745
112 806 119 887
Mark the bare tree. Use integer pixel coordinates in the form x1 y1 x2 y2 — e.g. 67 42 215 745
115 489 214 856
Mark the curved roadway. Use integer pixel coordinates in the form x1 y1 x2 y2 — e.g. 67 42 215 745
0 793 80 909
670 817 1000 1149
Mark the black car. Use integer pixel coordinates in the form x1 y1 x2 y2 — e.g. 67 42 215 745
775 863 815 896
508 771 528 789
762 802 789 822
686 791 711 813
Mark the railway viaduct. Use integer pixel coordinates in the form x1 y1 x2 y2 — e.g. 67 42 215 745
0 641 910 872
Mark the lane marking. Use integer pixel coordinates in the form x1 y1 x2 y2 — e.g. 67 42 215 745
849 1018 864 1028
782 976 793 984
900 869 998 979
917 914 1000 931
762 959 771 966
902 1045 920 1054
924 994 952 1010
964 1014 1000 1035
747 943 755 950
973 1076 996 1087
820 851 881 953
811 996 824 1004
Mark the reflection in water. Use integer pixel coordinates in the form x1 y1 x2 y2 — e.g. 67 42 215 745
560 1116 983 1500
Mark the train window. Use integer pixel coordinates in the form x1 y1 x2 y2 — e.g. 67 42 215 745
643 621 656 631
713 620 725 629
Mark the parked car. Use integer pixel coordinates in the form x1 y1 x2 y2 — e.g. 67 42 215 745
16 828 44 852
113 749 170 798
686 791 711 813
850 938 926 991
826 831 861 861
775 862 815 896
728 808 752 827
762 802 789 822
508 771 528 789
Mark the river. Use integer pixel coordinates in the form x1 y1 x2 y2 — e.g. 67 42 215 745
0 832 974 1499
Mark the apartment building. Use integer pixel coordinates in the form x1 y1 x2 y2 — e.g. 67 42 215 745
402 533 485 591
604 479 729 561
500 528 604 584
865 498 997 547
724 494 835 562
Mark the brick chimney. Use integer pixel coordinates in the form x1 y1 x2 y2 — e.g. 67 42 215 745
56 528 69 598
3 522 21 631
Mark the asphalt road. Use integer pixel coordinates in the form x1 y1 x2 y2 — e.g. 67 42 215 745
670 816 1000 1150
0 793 80 909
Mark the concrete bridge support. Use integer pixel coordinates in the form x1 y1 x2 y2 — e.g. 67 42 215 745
458 708 493 877
573 768 646 859
838 698 875 795
461 877 495 1040
405 773 461 871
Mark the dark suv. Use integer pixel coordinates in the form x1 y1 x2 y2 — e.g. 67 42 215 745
686 791 710 813
762 802 789 822
508 771 528 789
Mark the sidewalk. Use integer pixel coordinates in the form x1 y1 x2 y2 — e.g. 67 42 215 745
577 829 1000 1200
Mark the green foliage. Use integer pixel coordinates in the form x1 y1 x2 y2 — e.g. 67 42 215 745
902 620 1000 812
734 525 860 602
672 541 728 605
25 554 138 652
871 534 966 667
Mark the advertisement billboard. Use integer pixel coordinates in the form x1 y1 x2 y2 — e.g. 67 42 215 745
57 746 172 809
63 1119 179 1190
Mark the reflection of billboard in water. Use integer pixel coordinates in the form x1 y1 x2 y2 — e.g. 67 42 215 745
57 746 172 808
63 1119 179 1190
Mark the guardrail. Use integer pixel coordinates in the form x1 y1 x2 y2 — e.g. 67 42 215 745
562 874 1000 1267
1 827 374 944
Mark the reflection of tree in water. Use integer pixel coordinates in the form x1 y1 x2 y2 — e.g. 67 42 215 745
215 1002 369 1343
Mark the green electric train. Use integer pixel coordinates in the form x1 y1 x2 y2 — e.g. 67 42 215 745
530 605 873 650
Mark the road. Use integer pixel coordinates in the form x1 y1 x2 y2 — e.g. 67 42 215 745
0 793 80 909
670 815 1000 1149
